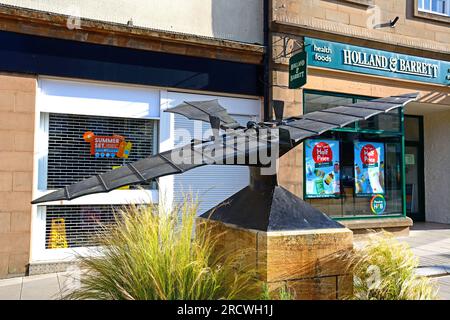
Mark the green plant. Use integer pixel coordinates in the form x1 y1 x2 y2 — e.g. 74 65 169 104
345 232 437 300
65 197 257 300
260 283 294 300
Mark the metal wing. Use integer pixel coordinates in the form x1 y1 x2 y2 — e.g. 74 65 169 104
31 93 418 204
278 92 419 148
165 99 242 129
31 133 261 204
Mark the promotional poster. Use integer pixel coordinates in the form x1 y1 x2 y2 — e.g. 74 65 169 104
354 141 385 196
83 131 132 159
305 139 340 198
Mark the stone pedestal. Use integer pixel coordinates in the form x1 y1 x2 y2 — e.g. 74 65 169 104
198 168 354 299
198 218 354 300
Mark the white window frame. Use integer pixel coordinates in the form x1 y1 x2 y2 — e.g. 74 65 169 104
30 77 263 263
31 77 161 262
418 0 450 17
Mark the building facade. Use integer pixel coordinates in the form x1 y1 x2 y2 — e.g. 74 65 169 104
270 0 450 235
0 1 264 278
1 0 449 279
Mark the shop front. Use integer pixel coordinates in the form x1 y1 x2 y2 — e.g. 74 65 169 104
299 37 450 231
32 78 261 266
0 29 263 276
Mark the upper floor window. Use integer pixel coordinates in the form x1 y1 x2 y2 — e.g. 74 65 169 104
419 0 450 16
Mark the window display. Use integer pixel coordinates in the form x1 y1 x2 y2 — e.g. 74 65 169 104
304 91 404 218
305 139 340 198
354 141 385 196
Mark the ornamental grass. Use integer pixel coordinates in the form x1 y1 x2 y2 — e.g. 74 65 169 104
65 197 257 300
345 232 437 300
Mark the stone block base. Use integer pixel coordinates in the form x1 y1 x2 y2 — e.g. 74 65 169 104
197 218 354 300
340 217 412 240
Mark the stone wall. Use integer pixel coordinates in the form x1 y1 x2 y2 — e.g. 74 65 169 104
272 0 450 54
0 73 36 278
0 0 264 44
424 110 450 224
199 218 354 300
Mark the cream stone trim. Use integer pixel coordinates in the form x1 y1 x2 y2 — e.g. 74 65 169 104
274 15 450 54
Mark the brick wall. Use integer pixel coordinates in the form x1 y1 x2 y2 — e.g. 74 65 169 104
0 73 36 278
272 0 450 54
272 64 304 197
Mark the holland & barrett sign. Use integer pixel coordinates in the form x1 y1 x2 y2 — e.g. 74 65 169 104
289 51 307 89
304 37 450 85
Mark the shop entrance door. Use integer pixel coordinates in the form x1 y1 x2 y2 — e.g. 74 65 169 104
404 116 425 222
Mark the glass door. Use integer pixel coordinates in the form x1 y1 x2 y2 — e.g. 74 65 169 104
404 116 425 221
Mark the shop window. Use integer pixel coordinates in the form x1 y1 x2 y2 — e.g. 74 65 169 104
405 116 421 142
45 204 153 249
45 204 119 249
45 113 158 190
39 113 158 250
304 92 401 133
304 91 404 219
357 101 401 133
303 92 354 128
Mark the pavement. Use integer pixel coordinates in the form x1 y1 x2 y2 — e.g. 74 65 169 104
399 222 450 274
398 222 450 300
396 222 450 300
0 221 449 300
0 271 78 300
432 275 450 299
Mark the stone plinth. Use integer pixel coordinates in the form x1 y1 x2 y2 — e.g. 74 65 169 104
197 218 354 300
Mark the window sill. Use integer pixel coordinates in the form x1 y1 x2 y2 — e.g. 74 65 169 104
414 7 450 24
339 0 374 6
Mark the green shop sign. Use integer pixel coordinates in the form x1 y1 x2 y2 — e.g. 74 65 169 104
289 51 307 89
304 37 450 86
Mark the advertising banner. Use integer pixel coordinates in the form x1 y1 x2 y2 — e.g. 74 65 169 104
354 141 385 196
305 139 340 198
83 131 132 159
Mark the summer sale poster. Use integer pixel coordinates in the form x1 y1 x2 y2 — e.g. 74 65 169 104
305 139 340 198
354 141 385 196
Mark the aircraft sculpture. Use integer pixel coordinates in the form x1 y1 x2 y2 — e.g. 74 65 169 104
32 93 419 231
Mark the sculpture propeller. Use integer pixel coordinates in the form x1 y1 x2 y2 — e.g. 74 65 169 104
32 93 419 231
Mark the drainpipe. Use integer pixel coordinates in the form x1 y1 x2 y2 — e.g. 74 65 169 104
263 0 271 121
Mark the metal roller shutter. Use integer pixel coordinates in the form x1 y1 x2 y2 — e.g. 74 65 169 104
46 113 157 190
173 114 257 214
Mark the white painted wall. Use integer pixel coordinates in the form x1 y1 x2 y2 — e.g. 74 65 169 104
424 110 450 224
0 0 263 44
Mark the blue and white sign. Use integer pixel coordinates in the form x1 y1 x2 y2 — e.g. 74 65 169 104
305 37 450 85
354 141 385 196
305 139 340 198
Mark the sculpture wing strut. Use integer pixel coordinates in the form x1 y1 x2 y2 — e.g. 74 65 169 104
31 93 418 204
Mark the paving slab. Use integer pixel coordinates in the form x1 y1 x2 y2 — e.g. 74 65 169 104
21 273 61 300
57 272 81 298
0 277 22 300
399 223 450 269
434 276 450 300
